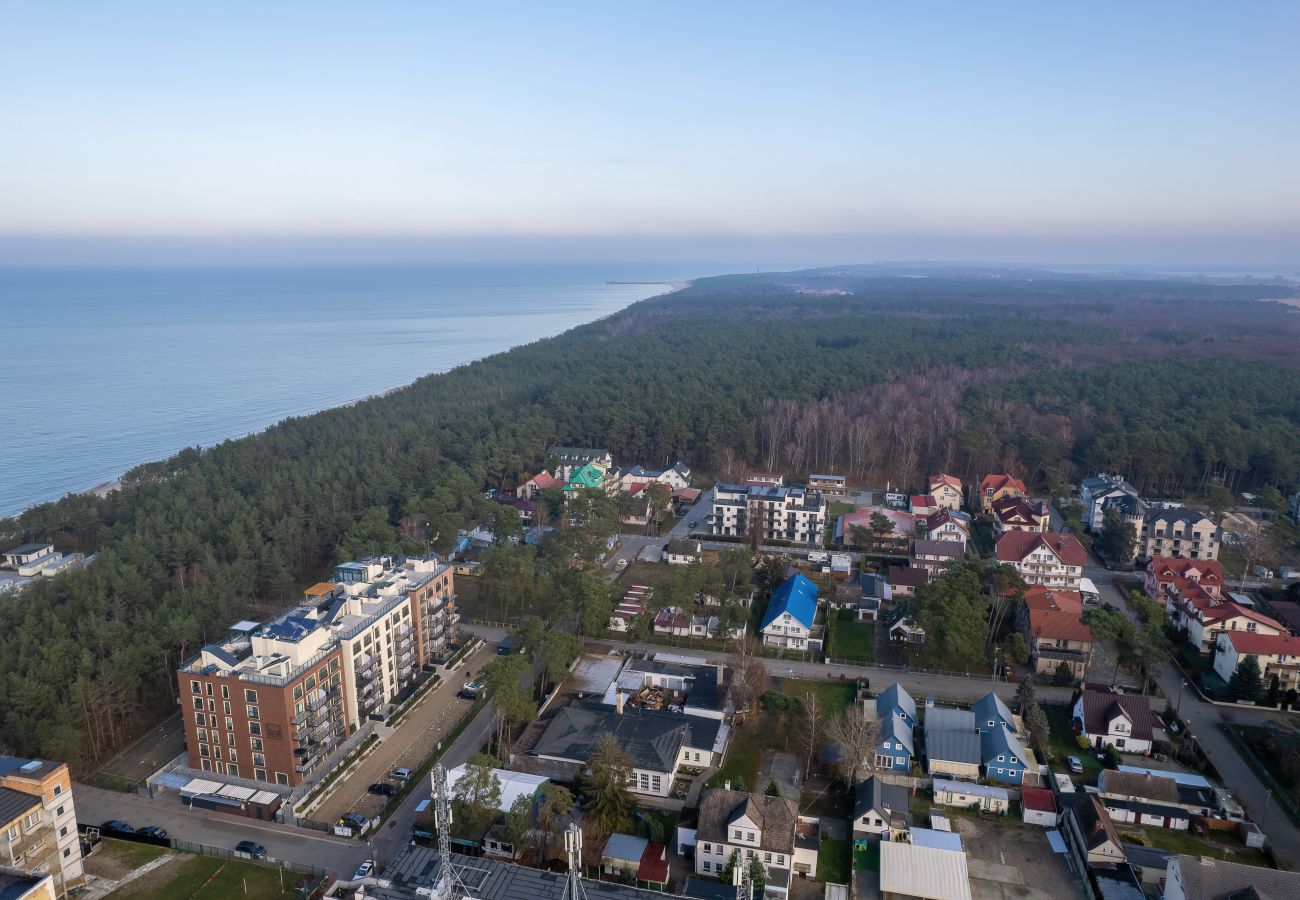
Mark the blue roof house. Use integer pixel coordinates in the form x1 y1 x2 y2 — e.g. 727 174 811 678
973 692 1017 735
877 683 917 727
875 713 914 772
760 574 821 652
983 725 1033 784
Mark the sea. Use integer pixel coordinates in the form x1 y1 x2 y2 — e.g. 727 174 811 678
0 263 717 518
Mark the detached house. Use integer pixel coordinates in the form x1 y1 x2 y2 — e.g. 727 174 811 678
853 776 912 842
547 447 613 481
760 574 821 652
991 496 1051 535
1023 608 1094 680
620 462 691 492
1213 631 1300 693
909 495 939 516
517 470 562 500
925 509 971 549
1079 473 1140 531
927 474 964 512
1151 557 1285 654
979 473 1026 515
996 532 1086 588
1073 688 1156 755
910 539 964 575
695 788 814 899
1140 507 1220 563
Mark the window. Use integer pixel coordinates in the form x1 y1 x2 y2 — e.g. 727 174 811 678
63 847 71 858
251 737 263 752
52 785 61 797
193 697 203 710
225 717 234 731
195 712 206 726
764 852 772 863
227 732 236 747
60 826 68 838
997 755 1005 762
245 689 257 703
229 749 237 763
255 768 267 782
207 698 216 712
3 826 16 842
221 684 230 699
191 680 201 694
199 744 210 758
777 854 784 865
734 829 743 839
747 832 755 842
205 682 213 696
223 701 232 715
25 812 40 828
276 772 289 786
201 759 211 772
702 862 711 873
56 805 64 818
249 722 262 737
247 705 260 720
702 844 710 854
253 753 266 768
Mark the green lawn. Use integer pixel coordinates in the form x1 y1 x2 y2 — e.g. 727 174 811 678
707 730 765 791
97 838 169 871
1118 827 1273 868
783 678 855 716
107 854 310 900
1043 704 1101 779
853 842 880 871
817 836 851 884
828 502 856 518
828 609 875 663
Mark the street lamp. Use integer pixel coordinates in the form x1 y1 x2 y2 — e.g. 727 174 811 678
1177 679 1187 719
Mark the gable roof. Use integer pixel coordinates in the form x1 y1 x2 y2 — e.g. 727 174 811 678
886 566 931 588
761 574 818 631
528 471 562 490
877 683 916 722
910 539 964 560
926 728 982 765
983 724 1031 769
880 713 915 757
1078 689 1157 742
972 692 1016 732
1147 506 1214 528
995 531 1086 568
1073 794 1123 852
980 473 1026 495
1028 608 1094 644
696 788 798 854
926 509 971 535
531 703 720 773
1021 786 1057 813
992 495 1050 524
853 776 910 822
1023 586 1083 615
1099 770 1179 804
910 494 937 508
929 473 963 492
1219 631 1300 657
1171 854 1300 900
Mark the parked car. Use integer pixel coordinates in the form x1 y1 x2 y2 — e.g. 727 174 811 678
1068 756 1084 774
100 820 132 833
339 812 368 832
234 840 267 859
390 767 412 782
459 680 486 700
687 520 697 529
368 782 397 797
353 860 375 881
135 826 168 838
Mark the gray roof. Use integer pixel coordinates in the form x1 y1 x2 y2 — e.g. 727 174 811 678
0 757 58 780
925 706 975 733
603 833 649 865
531 703 720 773
1147 506 1213 527
1120 843 1173 872
368 846 684 900
0 786 40 826
853 776 910 822
2 543 52 557
925 729 982 765
696 788 798 854
1171 854 1300 899
910 539 964 559
1103 494 1146 517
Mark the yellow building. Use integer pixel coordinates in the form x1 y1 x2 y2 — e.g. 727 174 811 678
0 758 84 897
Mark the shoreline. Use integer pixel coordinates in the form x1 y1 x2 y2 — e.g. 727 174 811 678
17 277 691 517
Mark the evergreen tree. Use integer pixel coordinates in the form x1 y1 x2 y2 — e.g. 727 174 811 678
582 732 634 836
1229 655 1265 703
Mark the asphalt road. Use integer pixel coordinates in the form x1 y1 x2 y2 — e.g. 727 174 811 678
74 783 370 877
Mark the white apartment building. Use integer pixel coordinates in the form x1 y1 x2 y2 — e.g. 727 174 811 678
1140 507 1220 562
996 532 1086 588
711 484 827 546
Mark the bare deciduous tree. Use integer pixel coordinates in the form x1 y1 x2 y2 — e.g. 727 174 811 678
824 707 882 786
797 691 823 780
730 635 769 717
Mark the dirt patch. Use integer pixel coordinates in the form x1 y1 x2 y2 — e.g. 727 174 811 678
954 814 1086 900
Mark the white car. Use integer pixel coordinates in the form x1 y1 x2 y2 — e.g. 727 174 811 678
1067 756 1084 774
354 860 374 881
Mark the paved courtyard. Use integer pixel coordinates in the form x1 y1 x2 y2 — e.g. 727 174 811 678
308 642 496 825
956 813 1086 900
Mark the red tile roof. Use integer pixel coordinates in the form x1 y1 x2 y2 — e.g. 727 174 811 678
995 531 1086 567
1078 689 1157 742
1020 786 1057 813
1148 556 1224 592
1198 601 1284 632
981 473 1027 495
929 473 962 492
530 471 562 490
910 494 937 508
1024 586 1083 615
1219 631 1300 656
925 509 970 534
1028 608 1093 643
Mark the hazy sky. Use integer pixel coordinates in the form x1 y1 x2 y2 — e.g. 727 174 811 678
3 2 1298 267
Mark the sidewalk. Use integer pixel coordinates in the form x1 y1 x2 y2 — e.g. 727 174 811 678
306 642 496 825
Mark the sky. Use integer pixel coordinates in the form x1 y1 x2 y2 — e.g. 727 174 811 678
2 2 1298 268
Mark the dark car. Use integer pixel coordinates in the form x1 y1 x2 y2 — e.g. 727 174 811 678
100 820 132 833
135 825 168 838
368 782 396 797
235 840 267 859
339 812 368 828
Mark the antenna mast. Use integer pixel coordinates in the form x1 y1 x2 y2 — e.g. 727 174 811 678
563 822 587 900
432 764 472 900
732 854 752 900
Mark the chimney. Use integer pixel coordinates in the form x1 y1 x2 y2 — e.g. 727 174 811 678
615 691 625 715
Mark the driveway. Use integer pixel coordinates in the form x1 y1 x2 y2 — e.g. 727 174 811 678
307 643 496 826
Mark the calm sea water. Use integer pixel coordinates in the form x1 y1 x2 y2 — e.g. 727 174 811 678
0 263 711 517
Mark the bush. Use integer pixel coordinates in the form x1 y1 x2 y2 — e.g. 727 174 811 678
1076 735 1092 750
760 690 796 713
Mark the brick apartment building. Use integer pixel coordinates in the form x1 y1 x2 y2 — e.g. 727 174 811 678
177 555 456 787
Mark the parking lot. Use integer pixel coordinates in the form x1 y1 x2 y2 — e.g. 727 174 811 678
956 814 1086 900
308 642 496 826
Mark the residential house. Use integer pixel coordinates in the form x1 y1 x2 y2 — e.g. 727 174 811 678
1 544 55 570
991 496 1050 535
664 540 702 566
1213 631 1300 693
1020 787 1058 826
925 509 971 549
618 485 653 526
609 587 649 633
445 765 550 859
886 566 930 597
1163 853 1300 900
547 447 613 482
808 474 848 497
910 495 939 516
910 539 964 576
928 474 964 512
1023 608 1094 680
694 788 807 899
932 779 1010 814
923 706 982 781
887 606 926 647
760 574 821 652
712 484 828 546
744 472 784 488
852 777 912 842
0 757 84 897
517 470 562 500
530 701 724 798
857 573 891 622
1064 795 1127 870
996 531 1086 588
1022 585 1083 616
973 694 1032 785
979 474 1026 515
1167 588 1284 656
1079 474 1140 531
1073 688 1157 755
562 460 617 495
877 682 917 727
874 713 915 773
619 462 691 492
1145 556 1225 610
654 607 744 641
1140 507 1220 563
1096 770 1214 829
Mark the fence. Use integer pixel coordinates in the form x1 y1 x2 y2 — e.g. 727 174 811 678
823 657 1001 682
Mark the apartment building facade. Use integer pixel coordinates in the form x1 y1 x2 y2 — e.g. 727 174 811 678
0 758 83 898
996 532 1086 588
711 484 827 546
1140 507 1220 562
178 556 456 787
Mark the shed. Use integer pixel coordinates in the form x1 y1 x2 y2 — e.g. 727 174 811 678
932 778 1010 813
602 833 649 879
1021 787 1058 826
